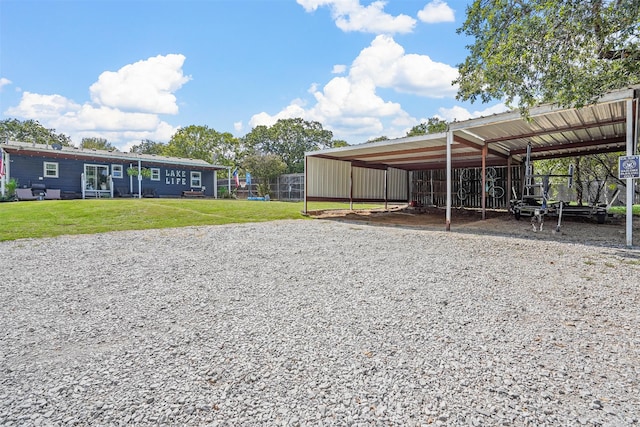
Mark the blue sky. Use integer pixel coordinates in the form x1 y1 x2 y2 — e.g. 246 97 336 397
0 0 507 151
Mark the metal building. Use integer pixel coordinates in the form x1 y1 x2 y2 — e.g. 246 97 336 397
305 86 639 247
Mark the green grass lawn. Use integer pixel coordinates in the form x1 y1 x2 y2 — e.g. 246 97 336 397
608 205 640 216
0 199 384 241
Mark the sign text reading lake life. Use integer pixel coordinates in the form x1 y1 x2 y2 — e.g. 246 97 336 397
618 155 640 179
165 169 187 185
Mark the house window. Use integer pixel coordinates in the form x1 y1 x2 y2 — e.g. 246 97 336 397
150 168 160 181
190 171 202 188
112 164 123 179
44 162 59 178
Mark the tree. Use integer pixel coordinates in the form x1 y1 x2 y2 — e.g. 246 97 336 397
243 118 334 174
80 137 117 151
332 139 349 148
129 139 166 155
165 125 239 167
242 153 286 196
455 0 640 112
366 136 389 143
406 118 448 137
535 152 637 205
0 118 72 146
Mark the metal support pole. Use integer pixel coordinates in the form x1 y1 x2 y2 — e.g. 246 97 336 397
507 156 512 201
303 156 308 214
626 99 634 247
138 160 142 198
0 149 5 197
446 131 452 231
384 169 388 210
349 163 353 210
406 170 411 205
213 170 218 199
481 144 488 219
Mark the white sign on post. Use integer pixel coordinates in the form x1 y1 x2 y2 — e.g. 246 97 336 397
618 155 640 179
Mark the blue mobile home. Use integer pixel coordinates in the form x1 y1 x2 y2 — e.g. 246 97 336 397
1 140 227 199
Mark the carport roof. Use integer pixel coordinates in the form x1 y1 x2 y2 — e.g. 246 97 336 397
308 86 638 171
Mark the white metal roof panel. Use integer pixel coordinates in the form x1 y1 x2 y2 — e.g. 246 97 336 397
307 86 637 171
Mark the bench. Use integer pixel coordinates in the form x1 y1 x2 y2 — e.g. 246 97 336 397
181 190 204 198
44 189 61 200
16 188 38 201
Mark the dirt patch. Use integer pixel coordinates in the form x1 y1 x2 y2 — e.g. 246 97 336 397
309 206 640 248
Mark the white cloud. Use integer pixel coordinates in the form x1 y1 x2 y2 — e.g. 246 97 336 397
297 0 416 34
5 92 81 119
7 92 179 144
233 121 243 133
437 103 509 122
0 77 12 90
248 35 459 142
296 0 333 12
249 99 309 128
89 54 191 115
417 0 455 24
55 104 163 132
3 54 188 150
332 64 347 74
351 35 458 97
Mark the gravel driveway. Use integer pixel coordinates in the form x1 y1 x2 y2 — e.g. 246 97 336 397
1 219 639 426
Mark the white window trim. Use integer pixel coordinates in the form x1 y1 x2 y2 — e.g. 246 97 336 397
150 168 161 181
190 171 202 188
112 164 123 179
44 161 59 178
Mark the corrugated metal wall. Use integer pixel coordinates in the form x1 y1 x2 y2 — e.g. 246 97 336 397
307 157 408 202
388 167 408 200
307 157 351 199
352 167 384 199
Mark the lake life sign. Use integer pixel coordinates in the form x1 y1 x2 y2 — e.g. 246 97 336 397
165 169 187 185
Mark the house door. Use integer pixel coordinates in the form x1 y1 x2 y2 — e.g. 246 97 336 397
84 164 110 191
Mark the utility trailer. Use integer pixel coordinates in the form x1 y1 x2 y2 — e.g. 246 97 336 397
510 198 611 231
509 143 616 232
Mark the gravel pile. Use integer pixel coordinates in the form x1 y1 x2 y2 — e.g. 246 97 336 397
1 219 639 426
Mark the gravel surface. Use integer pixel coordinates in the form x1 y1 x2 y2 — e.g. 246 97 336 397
1 219 639 426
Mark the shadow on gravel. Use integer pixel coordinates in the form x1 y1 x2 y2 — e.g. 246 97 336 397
310 207 640 250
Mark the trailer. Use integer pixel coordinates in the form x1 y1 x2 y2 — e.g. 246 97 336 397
510 198 610 232
509 143 615 232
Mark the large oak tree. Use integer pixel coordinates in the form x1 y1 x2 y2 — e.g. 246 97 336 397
80 137 117 151
165 125 240 168
406 118 448 137
0 118 72 146
243 118 334 174
455 0 640 112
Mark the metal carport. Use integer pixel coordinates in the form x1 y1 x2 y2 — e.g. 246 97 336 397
304 86 638 246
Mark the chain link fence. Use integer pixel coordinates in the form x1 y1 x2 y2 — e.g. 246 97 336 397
216 173 304 201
